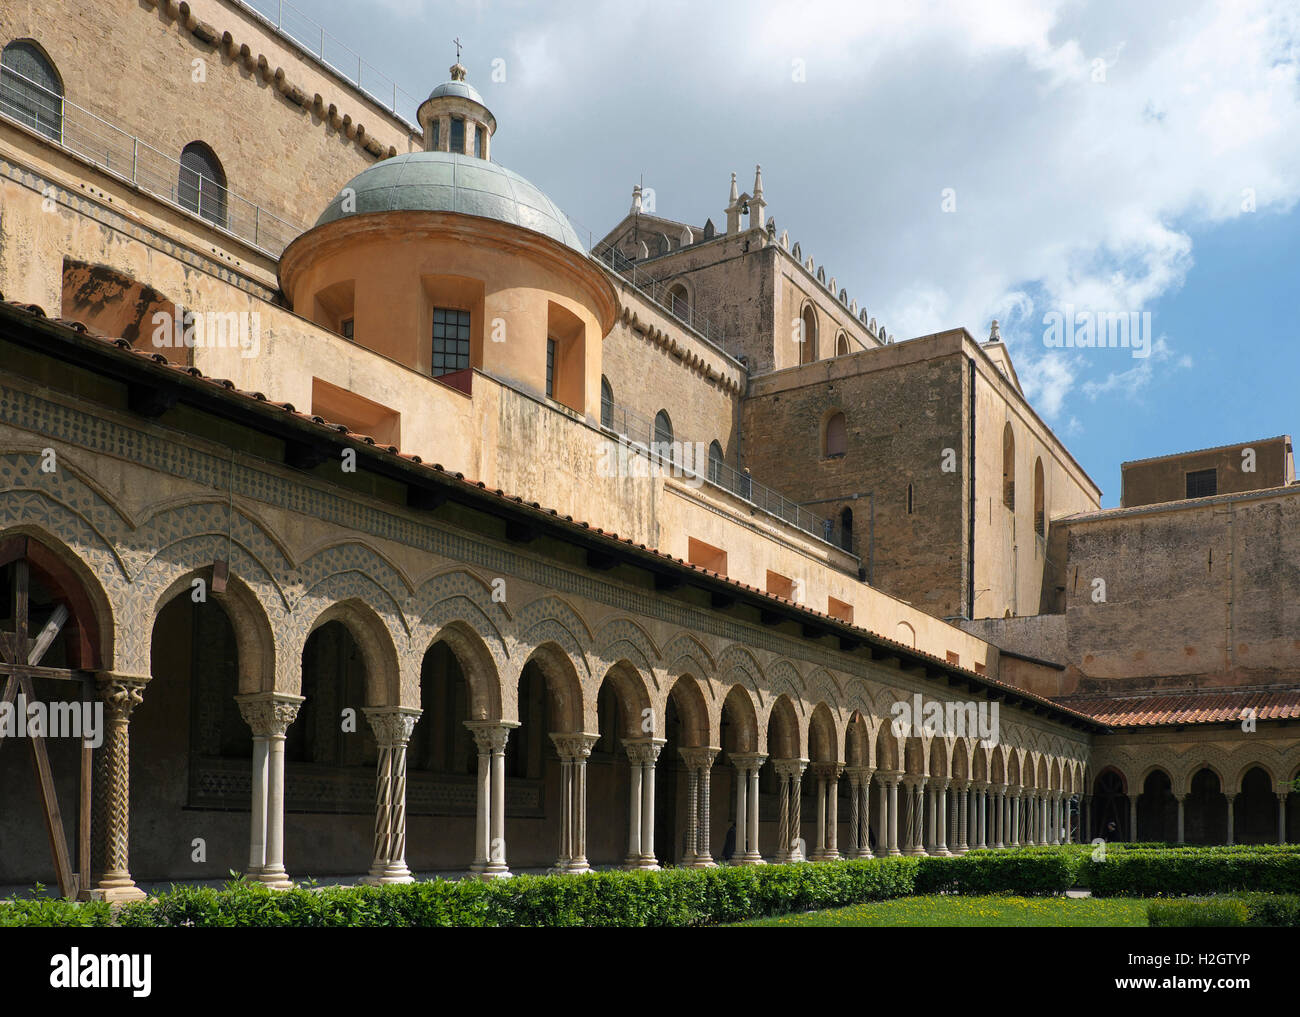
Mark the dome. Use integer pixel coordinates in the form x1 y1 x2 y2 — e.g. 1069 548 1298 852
314 151 585 252
427 79 485 105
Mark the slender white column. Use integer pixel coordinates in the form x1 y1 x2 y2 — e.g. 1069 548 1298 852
935 779 951 856
625 739 664 868
247 736 269 876
846 770 861 857
466 720 517 878
826 764 842 859
1278 793 1288 845
884 773 901 855
551 733 599 873
1128 794 1139 843
1225 792 1237 846
731 753 766 864
363 707 421 884
236 692 303 891
812 770 828 860
955 782 969 853
992 783 1006 848
858 768 874 858
746 759 764 863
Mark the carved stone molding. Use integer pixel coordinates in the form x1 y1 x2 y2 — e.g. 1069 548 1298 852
236 691 304 737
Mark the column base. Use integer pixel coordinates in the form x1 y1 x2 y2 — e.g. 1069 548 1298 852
361 864 414 886
252 865 294 890
624 858 660 871
734 853 766 865
88 879 146 904
470 870 513 881
887 847 902 857
686 857 717 868
933 846 952 857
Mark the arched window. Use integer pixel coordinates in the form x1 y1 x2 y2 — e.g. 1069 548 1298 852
600 376 614 429
667 283 689 322
825 411 847 457
653 409 673 447
1002 423 1016 510
708 440 724 484
800 304 817 364
835 331 849 356
839 507 853 552
178 141 227 227
1 40 63 141
1034 457 1045 536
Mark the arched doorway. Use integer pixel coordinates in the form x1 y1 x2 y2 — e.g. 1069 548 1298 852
1184 768 1227 844
1136 769 1177 843
1091 768 1128 841
1236 767 1275 844
0 535 104 896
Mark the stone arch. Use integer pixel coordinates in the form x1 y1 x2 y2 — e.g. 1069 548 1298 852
593 616 660 685
766 657 803 706
875 719 901 772
301 597 403 706
149 566 276 696
596 659 654 739
720 683 759 754
808 702 839 762
418 618 503 721
765 694 804 759
667 673 711 748
519 640 585 732
515 596 594 686
845 711 872 766
0 528 114 671
804 666 844 707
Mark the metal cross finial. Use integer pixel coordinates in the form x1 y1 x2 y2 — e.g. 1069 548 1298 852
454 37 462 62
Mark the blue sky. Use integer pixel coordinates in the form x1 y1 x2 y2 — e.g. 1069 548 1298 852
274 0 1299 505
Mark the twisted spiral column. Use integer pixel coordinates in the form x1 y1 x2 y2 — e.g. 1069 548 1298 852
91 674 148 902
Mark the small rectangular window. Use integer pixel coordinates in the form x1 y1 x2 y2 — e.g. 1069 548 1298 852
688 537 728 576
473 125 483 157
1186 468 1217 499
450 117 465 153
431 120 440 150
432 307 471 377
545 338 556 398
766 570 794 600
827 596 854 624
340 317 354 340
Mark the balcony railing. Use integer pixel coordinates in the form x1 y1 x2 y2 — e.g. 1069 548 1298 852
599 398 835 544
590 241 731 349
236 0 423 126
0 64 304 257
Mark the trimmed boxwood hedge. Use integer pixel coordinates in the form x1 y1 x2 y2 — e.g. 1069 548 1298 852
5 845 1300 927
1148 894 1300 927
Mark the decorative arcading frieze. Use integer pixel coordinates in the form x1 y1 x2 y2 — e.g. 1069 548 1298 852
617 306 744 396
143 0 403 160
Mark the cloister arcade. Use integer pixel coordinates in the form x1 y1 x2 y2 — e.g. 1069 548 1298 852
1 521 1097 899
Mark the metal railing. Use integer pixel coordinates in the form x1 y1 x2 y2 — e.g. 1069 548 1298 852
600 398 833 542
590 241 731 349
0 64 305 257
237 0 424 127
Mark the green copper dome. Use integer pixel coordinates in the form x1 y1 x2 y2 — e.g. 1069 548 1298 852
315 151 584 253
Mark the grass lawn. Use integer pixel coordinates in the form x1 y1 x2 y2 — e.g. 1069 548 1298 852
727 894 1150 927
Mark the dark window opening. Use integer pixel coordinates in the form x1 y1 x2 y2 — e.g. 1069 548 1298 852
178 141 227 227
432 307 471 376
1 40 63 142
545 338 556 398
450 117 465 153
1186 468 1217 499
600 376 614 429
341 317 354 340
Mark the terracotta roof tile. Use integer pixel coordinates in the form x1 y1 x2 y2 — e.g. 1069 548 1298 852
1056 688 1300 727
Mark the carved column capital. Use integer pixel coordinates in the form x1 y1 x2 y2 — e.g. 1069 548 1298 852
730 752 767 774
466 719 518 753
364 707 422 747
236 691 304 737
550 732 600 760
624 737 666 765
679 746 720 771
95 673 149 721
772 758 809 779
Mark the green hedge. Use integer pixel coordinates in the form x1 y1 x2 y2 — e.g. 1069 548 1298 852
7 845 1300 926
1147 894 1300 927
4 858 921 928
1147 899 1249 927
1079 849 1300 897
